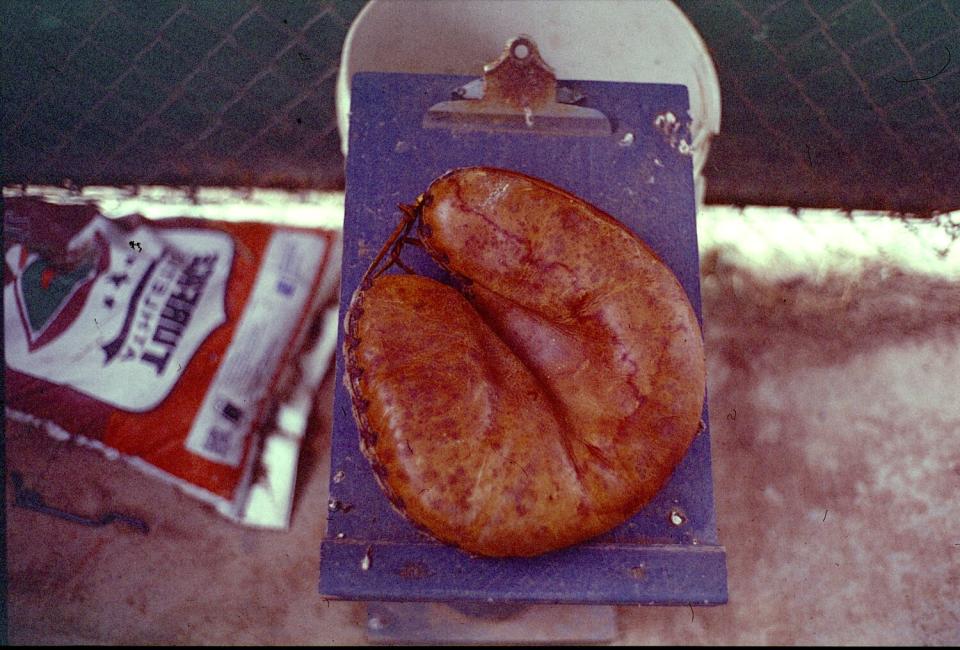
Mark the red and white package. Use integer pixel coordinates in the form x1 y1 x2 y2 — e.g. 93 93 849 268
4 196 341 525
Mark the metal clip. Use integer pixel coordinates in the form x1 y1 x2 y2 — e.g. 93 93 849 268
424 35 612 136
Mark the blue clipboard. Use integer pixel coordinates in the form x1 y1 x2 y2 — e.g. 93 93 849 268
320 70 727 606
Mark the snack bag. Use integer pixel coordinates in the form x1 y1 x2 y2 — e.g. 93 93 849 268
4 197 341 524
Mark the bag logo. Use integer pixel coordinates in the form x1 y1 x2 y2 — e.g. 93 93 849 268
10 234 110 351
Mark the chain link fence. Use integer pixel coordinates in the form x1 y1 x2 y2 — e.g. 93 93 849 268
2 0 362 189
2 0 959 214
679 0 960 214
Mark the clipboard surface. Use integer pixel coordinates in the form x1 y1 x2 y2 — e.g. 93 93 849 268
320 71 726 605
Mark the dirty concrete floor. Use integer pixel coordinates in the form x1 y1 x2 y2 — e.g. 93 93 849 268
5 245 960 644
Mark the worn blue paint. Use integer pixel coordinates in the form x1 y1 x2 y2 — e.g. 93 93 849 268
320 72 727 605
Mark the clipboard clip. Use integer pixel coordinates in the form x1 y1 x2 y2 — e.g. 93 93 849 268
423 35 612 136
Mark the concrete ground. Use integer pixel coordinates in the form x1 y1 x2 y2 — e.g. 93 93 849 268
4 205 960 644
